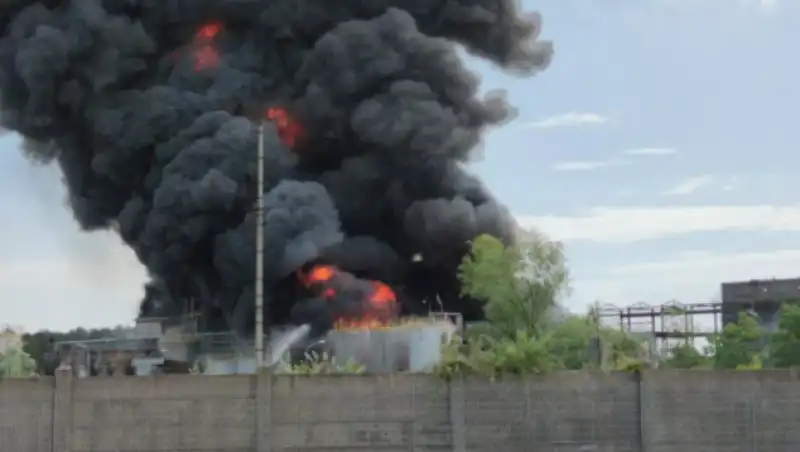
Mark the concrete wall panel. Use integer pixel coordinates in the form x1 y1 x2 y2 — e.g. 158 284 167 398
463 372 640 452
0 377 54 452
5 370 800 451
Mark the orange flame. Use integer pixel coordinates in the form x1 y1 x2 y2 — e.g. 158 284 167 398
304 265 336 285
196 22 222 40
333 279 396 330
192 22 222 71
368 281 395 309
335 318 386 330
265 107 303 149
297 264 397 330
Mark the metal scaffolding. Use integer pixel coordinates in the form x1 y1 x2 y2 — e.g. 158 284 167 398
598 301 722 354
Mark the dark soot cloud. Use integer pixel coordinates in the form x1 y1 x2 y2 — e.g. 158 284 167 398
0 0 552 335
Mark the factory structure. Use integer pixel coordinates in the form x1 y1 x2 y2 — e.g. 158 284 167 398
720 278 800 332
599 277 800 355
50 310 461 377
51 278 800 375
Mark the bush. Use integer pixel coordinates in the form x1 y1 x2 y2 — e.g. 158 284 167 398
0 345 37 378
283 351 366 375
436 331 560 379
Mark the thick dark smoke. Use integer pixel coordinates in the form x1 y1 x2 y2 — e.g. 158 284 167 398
0 0 552 336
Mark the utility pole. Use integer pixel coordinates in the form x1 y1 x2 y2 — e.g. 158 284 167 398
255 121 265 368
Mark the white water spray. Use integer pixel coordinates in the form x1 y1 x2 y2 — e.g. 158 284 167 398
267 324 312 366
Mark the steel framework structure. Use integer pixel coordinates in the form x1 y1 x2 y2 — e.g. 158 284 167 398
597 301 722 354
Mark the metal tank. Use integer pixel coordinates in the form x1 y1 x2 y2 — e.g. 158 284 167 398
326 320 457 373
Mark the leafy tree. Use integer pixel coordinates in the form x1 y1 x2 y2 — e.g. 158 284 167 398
444 231 570 376
451 230 652 377
664 343 709 369
0 343 37 378
436 330 558 378
769 303 800 368
545 313 642 370
711 312 762 369
545 314 597 370
458 232 569 339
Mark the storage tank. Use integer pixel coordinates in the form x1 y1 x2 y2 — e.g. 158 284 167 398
326 320 457 373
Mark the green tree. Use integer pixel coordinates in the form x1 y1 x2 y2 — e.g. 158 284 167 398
711 312 763 369
458 231 569 339
769 303 800 368
442 231 569 376
450 231 650 376
0 343 38 378
436 329 558 378
545 314 597 370
544 313 641 370
664 343 709 369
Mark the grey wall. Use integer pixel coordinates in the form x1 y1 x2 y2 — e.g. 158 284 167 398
2 370 800 452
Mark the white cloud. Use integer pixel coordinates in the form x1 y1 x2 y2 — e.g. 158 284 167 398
609 249 800 277
551 159 628 171
570 248 800 314
662 174 717 196
524 112 611 129
517 204 800 243
0 234 147 331
622 147 678 156
0 146 147 331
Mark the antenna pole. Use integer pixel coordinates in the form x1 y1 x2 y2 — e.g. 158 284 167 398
255 122 265 369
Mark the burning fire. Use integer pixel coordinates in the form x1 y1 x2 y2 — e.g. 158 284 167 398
369 281 395 310
192 22 222 71
298 264 397 330
186 24 302 149
265 107 303 149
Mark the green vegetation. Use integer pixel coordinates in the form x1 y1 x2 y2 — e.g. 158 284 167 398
436 232 651 378
768 304 800 368
282 352 366 375
711 312 763 369
0 341 37 378
436 230 800 377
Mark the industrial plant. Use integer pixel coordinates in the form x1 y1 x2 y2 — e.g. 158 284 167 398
49 277 800 377
599 277 800 355
49 309 462 377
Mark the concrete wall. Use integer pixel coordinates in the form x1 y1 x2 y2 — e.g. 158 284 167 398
2 370 800 451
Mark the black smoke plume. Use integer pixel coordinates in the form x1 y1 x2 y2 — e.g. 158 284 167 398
0 0 552 336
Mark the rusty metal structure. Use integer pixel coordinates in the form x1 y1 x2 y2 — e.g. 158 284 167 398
598 301 722 355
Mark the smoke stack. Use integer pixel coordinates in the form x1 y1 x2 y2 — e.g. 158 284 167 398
0 1 552 337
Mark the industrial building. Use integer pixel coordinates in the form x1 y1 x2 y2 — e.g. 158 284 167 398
721 277 800 332
51 312 460 377
599 277 800 355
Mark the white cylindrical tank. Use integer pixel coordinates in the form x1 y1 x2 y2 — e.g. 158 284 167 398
327 320 456 373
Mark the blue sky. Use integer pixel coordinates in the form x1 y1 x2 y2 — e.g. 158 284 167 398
2 0 798 331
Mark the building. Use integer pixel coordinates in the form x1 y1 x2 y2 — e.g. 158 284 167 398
721 278 800 332
53 313 460 377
